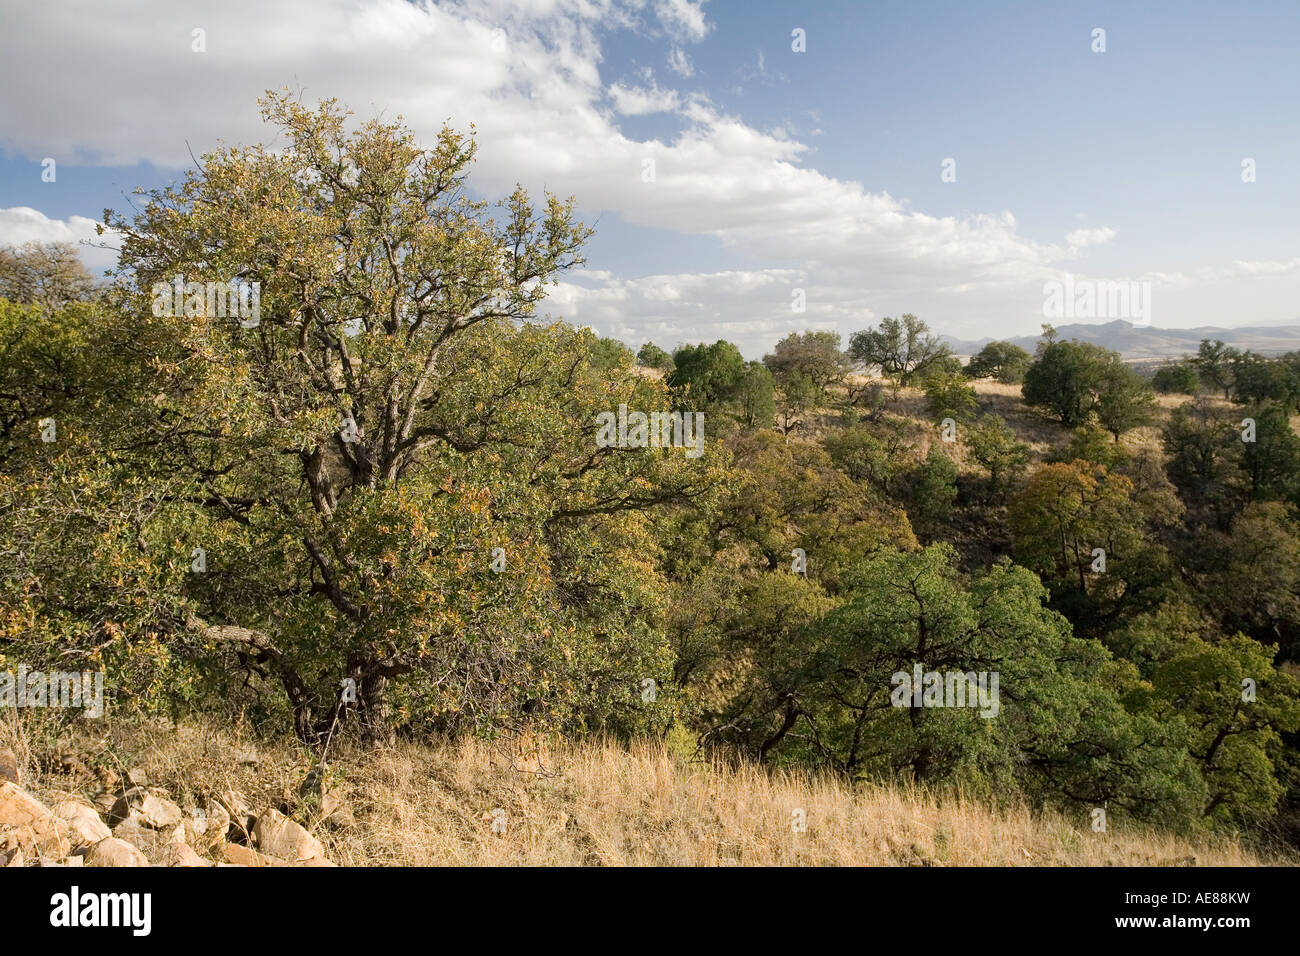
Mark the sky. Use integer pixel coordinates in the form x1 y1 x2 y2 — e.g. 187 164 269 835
0 0 1297 358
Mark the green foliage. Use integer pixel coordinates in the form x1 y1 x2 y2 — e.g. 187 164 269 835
667 340 746 409
1152 362 1199 395
775 371 821 438
1161 399 1245 524
922 368 977 422
762 330 848 391
1022 340 1155 440
1231 351 1300 409
735 361 775 429
908 445 958 539
636 341 674 372
1009 460 1144 596
824 423 906 494
1094 355 1157 440
964 341 1031 384
965 415 1029 497
1022 339 1110 426
775 546 1204 825
590 336 635 371
88 93 711 743
1193 339 1239 399
6 92 1300 847
847 314 951 392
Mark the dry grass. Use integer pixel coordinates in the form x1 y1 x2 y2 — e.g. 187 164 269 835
8 716 1286 867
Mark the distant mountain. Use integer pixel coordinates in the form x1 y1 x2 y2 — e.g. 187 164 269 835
943 320 1300 360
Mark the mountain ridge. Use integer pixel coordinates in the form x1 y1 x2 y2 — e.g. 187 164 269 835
943 320 1300 359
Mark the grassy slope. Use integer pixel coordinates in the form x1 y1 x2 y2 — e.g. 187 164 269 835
5 718 1285 866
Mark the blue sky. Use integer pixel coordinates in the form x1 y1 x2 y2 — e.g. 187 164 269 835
1 0 1297 357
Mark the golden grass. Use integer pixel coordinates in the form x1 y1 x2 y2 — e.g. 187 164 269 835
9 716 1285 867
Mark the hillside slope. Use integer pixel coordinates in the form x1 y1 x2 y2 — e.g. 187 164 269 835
4 719 1284 867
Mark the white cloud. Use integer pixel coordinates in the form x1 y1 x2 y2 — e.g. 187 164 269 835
1065 227 1116 251
0 207 120 272
666 47 695 76
4 1 1290 351
1226 257 1300 278
608 81 680 115
653 0 710 42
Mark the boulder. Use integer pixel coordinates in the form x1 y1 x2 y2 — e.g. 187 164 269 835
0 782 72 859
91 791 117 817
163 840 212 867
123 768 149 789
112 816 185 864
109 788 184 830
84 836 148 867
319 790 356 829
252 808 328 864
222 841 285 867
0 748 20 786
52 801 111 847
219 790 255 843
184 802 230 850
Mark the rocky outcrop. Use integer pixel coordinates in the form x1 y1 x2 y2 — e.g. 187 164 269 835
0 765 337 867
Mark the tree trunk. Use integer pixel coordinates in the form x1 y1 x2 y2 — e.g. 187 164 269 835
359 671 395 747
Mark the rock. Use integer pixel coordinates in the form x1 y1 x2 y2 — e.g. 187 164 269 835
184 801 230 850
112 816 185 864
0 782 72 859
252 808 328 864
0 748 20 786
95 765 121 792
222 841 285 867
91 792 117 816
205 802 230 846
219 789 251 818
319 790 356 829
109 788 183 830
52 801 111 847
84 836 148 867
123 768 149 790
2 847 24 867
163 840 212 867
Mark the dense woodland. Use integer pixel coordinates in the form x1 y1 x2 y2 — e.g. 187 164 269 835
2 96 1298 851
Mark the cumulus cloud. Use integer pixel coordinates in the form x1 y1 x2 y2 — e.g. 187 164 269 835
11 0 1256 351
653 0 710 42
0 207 120 271
1065 227 1117 251
608 81 680 115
